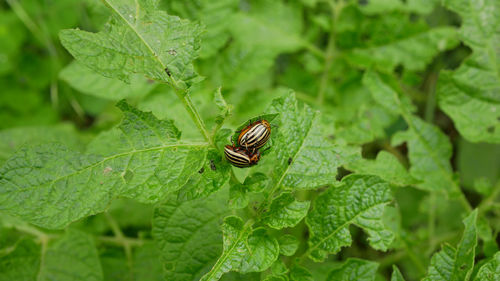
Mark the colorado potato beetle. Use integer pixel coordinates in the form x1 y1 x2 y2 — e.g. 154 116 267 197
224 145 260 168
237 120 271 152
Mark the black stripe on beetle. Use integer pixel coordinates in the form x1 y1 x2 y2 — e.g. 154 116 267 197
224 145 260 168
238 120 271 151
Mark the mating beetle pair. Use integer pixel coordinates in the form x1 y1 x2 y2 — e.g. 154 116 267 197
224 120 271 168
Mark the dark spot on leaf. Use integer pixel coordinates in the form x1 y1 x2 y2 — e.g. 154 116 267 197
288 157 293 165
487 126 495 133
497 116 500 121
147 79 155 84
460 264 467 270
210 160 216 171
328 135 335 140
164 68 171 76
198 167 204 174
358 0 368 5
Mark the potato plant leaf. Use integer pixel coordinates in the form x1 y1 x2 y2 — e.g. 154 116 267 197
437 0 500 143
475 252 500 281
305 175 394 261
423 209 478 281
364 70 460 195
0 230 102 281
264 92 350 191
347 27 459 72
152 191 229 281
0 101 208 228
59 61 156 100
200 216 279 280
59 0 202 87
262 192 310 229
391 265 406 281
346 151 418 187
326 258 379 281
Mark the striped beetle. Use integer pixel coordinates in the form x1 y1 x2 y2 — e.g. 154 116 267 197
237 120 271 152
224 145 260 168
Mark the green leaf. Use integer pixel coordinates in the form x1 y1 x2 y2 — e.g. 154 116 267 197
214 87 231 127
201 43 276 89
39 229 103 281
326 258 379 281
391 115 457 193
240 228 279 273
290 265 314 281
152 190 228 281
0 230 102 281
346 27 459 71
161 0 239 58
263 92 348 190
132 242 164 281
0 102 208 228
59 0 202 87
278 234 299 256
200 216 251 281
0 239 40 280
436 0 500 143
262 192 310 229
228 181 250 210
228 0 304 53
60 61 156 100
423 209 478 281
271 258 288 276
305 175 394 261
363 70 461 194
475 252 500 281
176 149 231 201
99 247 129 281
437 65 500 143
200 217 279 280
359 0 439 15
391 265 406 281
0 124 82 166
346 151 418 186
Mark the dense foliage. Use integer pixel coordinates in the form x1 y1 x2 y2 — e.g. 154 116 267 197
0 0 499 280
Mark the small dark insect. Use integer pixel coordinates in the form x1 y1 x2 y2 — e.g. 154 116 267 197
224 145 260 168
164 68 171 77
168 49 177 56
237 120 271 153
210 159 217 171
198 167 205 174
288 157 293 165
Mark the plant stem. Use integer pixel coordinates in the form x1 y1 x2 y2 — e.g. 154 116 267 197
428 192 436 249
97 236 145 247
105 212 133 271
316 0 343 104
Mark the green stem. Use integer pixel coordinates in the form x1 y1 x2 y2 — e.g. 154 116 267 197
105 212 133 272
316 1 343 104
428 192 436 249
